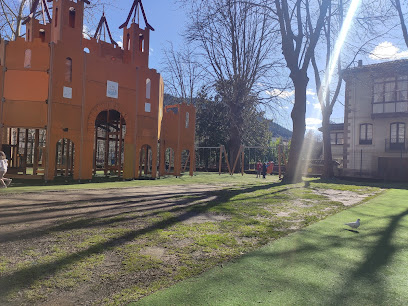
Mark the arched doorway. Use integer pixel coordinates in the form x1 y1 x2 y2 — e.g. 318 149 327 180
55 138 74 177
94 110 126 177
165 147 175 174
139 144 153 177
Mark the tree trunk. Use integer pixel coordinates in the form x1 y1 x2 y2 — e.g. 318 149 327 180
228 124 241 173
283 73 308 183
321 112 334 178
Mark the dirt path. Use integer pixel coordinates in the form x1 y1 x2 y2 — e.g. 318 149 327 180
0 184 225 242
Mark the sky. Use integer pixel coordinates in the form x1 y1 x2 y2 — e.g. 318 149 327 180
15 0 408 132
88 0 187 70
96 1 408 132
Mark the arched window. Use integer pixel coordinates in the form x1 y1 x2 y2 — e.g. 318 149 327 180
24 49 32 69
69 7 76 28
55 8 58 27
360 123 373 145
139 34 144 52
39 29 45 42
185 112 190 128
146 78 151 99
65 57 72 82
390 122 405 145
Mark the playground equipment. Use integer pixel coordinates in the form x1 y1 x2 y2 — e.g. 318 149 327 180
195 144 288 177
0 0 196 180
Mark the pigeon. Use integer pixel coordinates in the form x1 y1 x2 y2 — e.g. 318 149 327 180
345 219 360 229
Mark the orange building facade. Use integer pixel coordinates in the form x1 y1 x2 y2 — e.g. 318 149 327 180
0 0 195 181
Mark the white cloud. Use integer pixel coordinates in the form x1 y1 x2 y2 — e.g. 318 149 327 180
266 89 294 99
306 117 322 131
370 41 408 60
306 89 316 96
313 102 321 110
306 118 322 125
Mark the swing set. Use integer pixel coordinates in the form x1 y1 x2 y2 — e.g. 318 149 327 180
195 144 288 178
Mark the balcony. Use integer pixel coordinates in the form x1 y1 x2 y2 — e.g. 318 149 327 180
372 101 408 118
385 138 408 152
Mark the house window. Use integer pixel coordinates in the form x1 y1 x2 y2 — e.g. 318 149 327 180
185 112 190 128
69 7 76 28
373 76 408 114
127 33 130 50
360 123 373 145
390 122 405 148
146 79 151 99
139 34 144 52
24 49 32 68
145 102 151 113
330 132 343 145
39 29 45 42
65 57 72 82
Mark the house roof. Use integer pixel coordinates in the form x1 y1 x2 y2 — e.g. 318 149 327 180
318 123 344 132
342 59 408 80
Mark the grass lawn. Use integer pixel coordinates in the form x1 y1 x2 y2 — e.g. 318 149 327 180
136 188 408 305
0 172 271 194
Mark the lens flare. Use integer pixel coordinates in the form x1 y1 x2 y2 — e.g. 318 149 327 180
296 0 362 180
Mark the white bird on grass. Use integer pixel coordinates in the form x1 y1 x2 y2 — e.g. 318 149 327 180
345 219 360 229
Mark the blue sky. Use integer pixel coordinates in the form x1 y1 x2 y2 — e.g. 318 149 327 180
81 1 408 131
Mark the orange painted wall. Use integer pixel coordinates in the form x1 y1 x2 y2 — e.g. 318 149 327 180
0 0 196 180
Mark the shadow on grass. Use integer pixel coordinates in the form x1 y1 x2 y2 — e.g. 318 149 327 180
311 177 408 190
332 208 408 305
0 180 289 298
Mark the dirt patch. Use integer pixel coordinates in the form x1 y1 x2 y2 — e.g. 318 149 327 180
179 212 230 224
311 188 373 206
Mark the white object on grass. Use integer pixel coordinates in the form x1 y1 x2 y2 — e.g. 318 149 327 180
345 219 360 229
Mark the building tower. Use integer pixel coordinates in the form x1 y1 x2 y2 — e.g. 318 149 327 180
51 0 88 44
120 0 154 67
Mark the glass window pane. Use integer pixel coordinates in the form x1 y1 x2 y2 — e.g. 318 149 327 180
399 124 405 140
398 90 408 101
385 91 395 102
384 103 395 112
398 81 408 91
360 124 366 140
391 124 397 141
374 92 383 103
373 103 383 113
330 133 336 145
337 133 344 144
396 102 408 112
374 83 383 93
367 124 373 140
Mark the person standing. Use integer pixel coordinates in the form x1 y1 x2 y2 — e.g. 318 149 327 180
256 160 262 178
0 151 12 188
262 162 267 179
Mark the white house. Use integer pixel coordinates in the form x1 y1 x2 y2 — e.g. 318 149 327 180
341 59 408 180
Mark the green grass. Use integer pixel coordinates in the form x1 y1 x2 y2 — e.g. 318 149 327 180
0 172 271 194
0 174 386 305
135 189 408 305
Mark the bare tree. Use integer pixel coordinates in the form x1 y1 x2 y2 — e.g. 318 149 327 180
273 0 331 183
313 0 395 178
0 0 113 41
393 0 408 47
182 0 282 165
0 0 30 40
162 42 205 104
